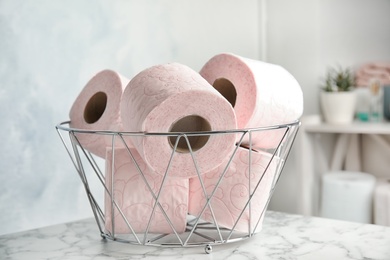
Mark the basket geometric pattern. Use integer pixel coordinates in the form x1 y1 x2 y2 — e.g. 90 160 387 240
56 121 300 252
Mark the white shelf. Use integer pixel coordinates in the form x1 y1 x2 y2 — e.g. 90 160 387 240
298 119 390 216
304 121 390 134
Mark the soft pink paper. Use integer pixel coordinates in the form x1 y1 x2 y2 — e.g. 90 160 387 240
104 148 188 234
120 63 237 178
200 53 303 149
69 70 130 158
188 146 278 233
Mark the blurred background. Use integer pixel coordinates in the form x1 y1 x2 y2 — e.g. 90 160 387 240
0 0 389 235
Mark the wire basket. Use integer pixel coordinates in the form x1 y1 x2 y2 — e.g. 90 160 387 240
55 120 300 254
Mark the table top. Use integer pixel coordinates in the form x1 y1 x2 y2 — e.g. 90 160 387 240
1 211 390 260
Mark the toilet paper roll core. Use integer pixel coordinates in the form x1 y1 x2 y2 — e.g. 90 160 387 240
168 115 211 153
83 91 108 124
213 78 237 108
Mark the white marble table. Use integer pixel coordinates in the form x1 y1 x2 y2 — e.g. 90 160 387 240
1 211 390 260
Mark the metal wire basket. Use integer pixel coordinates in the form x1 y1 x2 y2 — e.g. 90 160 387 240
56 120 300 254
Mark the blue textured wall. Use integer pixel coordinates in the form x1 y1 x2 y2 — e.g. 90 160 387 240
0 0 259 234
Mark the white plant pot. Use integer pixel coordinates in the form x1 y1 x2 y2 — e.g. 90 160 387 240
320 91 357 124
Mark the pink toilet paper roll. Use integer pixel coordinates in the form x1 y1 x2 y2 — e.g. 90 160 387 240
104 148 188 234
199 53 303 148
188 146 278 233
120 62 237 178
69 70 130 158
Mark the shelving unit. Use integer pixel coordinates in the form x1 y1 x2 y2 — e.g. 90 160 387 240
304 121 390 134
297 118 390 216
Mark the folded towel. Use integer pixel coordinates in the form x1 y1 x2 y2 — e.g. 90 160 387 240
356 63 390 87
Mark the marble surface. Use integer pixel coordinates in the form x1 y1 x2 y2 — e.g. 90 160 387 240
1 211 390 260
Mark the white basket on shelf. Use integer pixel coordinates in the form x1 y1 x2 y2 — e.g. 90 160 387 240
55 120 300 254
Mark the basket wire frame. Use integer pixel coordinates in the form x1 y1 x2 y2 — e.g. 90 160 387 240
56 121 300 250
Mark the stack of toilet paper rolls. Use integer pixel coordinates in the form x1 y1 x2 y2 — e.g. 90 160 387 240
69 53 303 234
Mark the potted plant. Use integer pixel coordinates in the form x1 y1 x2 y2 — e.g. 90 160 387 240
320 66 357 124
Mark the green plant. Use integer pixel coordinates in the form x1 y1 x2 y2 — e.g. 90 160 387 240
322 66 355 92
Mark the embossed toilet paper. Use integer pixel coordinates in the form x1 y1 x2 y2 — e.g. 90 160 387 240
120 63 237 178
105 148 188 234
69 70 130 157
188 146 278 233
200 53 303 148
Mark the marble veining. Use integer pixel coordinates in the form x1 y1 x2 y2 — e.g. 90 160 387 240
1 211 390 260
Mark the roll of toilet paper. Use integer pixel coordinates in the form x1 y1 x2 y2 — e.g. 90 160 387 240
374 178 390 226
320 171 376 223
199 53 303 148
69 70 130 158
188 146 279 233
120 63 237 178
105 148 188 234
